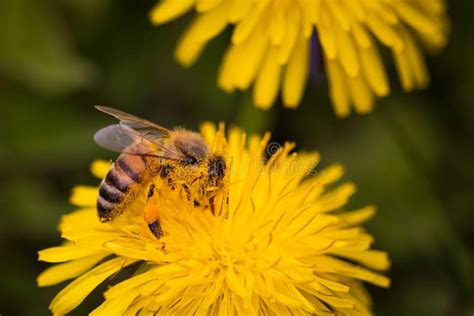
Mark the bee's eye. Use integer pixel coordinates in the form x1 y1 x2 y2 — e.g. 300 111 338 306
182 155 198 166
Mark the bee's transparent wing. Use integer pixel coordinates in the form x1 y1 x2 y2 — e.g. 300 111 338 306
95 106 187 160
94 124 157 155
95 105 170 139
94 124 181 160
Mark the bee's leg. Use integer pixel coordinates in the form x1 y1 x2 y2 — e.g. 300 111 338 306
144 184 162 238
148 220 162 238
209 196 215 215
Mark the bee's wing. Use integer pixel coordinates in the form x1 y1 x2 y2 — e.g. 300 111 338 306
95 105 170 138
94 124 183 160
95 106 186 160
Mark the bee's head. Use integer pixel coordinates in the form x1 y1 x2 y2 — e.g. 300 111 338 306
208 155 226 185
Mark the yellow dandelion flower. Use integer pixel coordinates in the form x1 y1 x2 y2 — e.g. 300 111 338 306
38 124 390 315
150 0 448 116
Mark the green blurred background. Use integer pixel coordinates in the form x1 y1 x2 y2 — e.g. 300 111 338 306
0 0 473 315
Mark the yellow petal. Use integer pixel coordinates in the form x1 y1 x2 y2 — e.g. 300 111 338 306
175 2 229 67
217 45 239 92
314 276 349 293
195 0 222 12
326 0 350 31
38 245 104 263
104 239 166 262
345 0 365 21
59 208 102 241
328 249 391 271
318 12 337 59
234 25 269 90
278 5 299 64
232 7 264 45
302 0 321 24
315 256 390 288
312 183 356 213
334 24 359 77
351 22 371 48
199 122 217 143
253 48 281 109
392 47 415 92
70 186 97 207
393 2 440 42
50 257 137 315
149 0 194 25
312 164 345 187
347 75 374 114
37 253 107 287
359 43 390 97
313 292 354 309
90 160 110 179
90 294 139 316
269 3 286 46
282 33 309 108
225 264 248 298
228 0 253 23
400 26 430 88
366 13 404 51
337 205 376 226
326 59 350 117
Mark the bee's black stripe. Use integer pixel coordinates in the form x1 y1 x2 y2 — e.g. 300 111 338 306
117 157 140 182
147 184 155 198
97 196 115 222
105 167 130 192
99 180 123 203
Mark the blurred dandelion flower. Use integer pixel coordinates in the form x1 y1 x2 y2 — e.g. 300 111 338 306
38 124 390 315
150 0 448 116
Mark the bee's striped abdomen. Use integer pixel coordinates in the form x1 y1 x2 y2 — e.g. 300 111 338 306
99 181 123 203
97 154 147 222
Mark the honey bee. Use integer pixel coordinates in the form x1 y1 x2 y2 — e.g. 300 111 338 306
94 106 226 238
